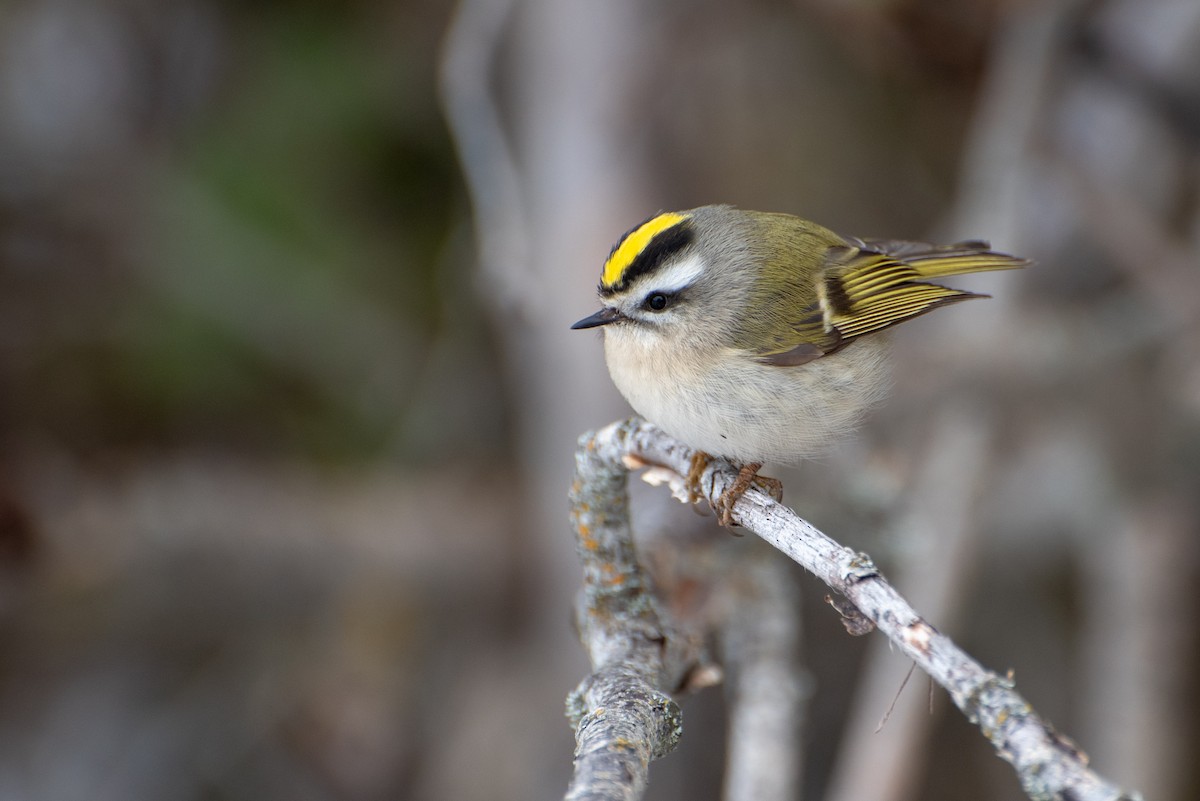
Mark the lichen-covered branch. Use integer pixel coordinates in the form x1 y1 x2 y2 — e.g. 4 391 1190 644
566 417 1143 801
564 426 703 801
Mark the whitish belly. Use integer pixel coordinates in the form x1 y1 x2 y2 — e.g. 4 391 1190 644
605 337 890 464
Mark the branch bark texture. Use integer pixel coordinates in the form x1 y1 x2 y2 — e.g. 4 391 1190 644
565 417 1143 801
564 426 698 801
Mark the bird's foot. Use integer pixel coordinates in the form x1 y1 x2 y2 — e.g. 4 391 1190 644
714 462 782 527
686 454 783 528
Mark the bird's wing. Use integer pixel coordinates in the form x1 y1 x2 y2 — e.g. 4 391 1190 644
756 239 1028 366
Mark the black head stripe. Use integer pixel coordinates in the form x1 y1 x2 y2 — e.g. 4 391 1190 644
599 221 694 296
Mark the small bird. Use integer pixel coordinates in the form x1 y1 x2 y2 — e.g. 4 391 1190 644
572 205 1027 524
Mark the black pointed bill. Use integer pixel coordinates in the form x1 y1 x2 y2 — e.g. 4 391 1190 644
571 307 622 329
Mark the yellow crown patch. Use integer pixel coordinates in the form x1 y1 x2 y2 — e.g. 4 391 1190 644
601 212 690 289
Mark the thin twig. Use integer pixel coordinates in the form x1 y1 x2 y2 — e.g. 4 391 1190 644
874 662 918 735
825 407 991 801
566 417 1143 801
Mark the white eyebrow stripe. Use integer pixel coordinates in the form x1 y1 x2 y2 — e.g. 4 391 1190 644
644 253 705 294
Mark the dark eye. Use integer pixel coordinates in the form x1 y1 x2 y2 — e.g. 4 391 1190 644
644 292 670 311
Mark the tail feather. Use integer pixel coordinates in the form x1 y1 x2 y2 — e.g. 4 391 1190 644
905 251 1028 279
822 240 1028 340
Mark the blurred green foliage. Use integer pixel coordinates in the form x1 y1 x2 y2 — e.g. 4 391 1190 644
0 2 487 462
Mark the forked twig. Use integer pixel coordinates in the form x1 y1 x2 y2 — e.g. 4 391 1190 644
565 417 1142 801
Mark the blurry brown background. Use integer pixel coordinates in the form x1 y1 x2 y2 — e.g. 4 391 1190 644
0 0 1197 800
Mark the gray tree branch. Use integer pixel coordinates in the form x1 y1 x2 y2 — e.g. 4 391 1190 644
566 417 1143 801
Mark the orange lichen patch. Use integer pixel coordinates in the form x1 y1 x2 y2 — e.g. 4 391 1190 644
682 663 724 692
622 453 650 470
577 524 599 551
902 620 934 655
594 561 627 587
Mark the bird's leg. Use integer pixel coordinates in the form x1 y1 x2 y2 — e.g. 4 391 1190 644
715 463 783 527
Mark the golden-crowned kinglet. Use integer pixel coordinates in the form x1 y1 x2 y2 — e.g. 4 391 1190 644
572 204 1027 523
